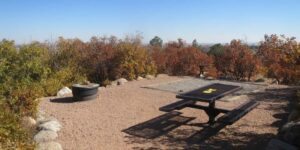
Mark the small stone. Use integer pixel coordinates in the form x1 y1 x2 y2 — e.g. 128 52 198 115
145 75 155 80
117 78 128 85
38 120 62 132
199 74 205 78
34 130 58 143
36 141 63 150
271 80 279 85
137 76 144 81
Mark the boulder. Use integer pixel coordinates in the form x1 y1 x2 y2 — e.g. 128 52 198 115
117 78 128 85
137 76 144 81
266 139 297 150
57 87 72 97
288 108 300 122
36 110 46 122
34 130 58 143
36 141 63 150
38 117 58 125
271 80 279 85
110 81 118 86
21 116 37 129
38 120 62 132
145 75 155 80
281 121 300 147
199 74 205 79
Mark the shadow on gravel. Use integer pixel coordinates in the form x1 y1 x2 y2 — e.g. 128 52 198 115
123 87 297 150
50 97 74 103
124 122 275 150
248 87 296 129
123 111 195 139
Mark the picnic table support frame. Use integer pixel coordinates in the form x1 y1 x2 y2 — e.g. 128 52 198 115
186 101 231 125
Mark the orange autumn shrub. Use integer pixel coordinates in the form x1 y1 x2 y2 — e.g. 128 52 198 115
214 40 260 81
257 34 300 84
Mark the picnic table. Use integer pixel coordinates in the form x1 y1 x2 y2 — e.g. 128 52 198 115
160 83 258 125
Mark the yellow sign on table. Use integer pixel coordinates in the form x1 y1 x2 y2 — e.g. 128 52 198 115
202 88 217 94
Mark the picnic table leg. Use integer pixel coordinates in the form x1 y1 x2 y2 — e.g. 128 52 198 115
206 101 217 125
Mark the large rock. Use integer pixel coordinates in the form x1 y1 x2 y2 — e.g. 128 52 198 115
145 75 155 80
57 87 72 97
38 120 62 132
36 110 46 122
36 141 63 150
281 121 300 147
34 130 58 143
21 116 37 129
117 78 128 85
110 81 118 86
38 117 58 125
288 109 300 122
266 138 297 150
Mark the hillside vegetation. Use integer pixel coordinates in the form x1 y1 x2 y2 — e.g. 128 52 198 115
0 34 299 149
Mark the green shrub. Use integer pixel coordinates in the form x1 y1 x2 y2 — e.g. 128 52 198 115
0 101 35 149
114 42 157 80
42 67 86 96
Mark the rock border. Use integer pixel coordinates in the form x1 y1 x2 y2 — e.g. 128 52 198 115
107 74 160 87
34 110 63 150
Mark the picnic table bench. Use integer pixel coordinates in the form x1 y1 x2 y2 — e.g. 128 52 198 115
159 83 259 125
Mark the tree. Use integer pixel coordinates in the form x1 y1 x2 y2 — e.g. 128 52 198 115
257 34 300 84
114 37 157 80
192 39 199 47
208 43 224 57
192 39 203 51
177 38 185 48
149 36 163 47
152 38 215 76
176 46 213 75
215 40 260 81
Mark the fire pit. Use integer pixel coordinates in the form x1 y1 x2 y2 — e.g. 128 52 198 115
72 83 99 101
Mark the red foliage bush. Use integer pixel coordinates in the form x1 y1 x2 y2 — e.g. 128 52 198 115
257 34 300 84
151 41 214 76
214 40 260 81
82 36 156 84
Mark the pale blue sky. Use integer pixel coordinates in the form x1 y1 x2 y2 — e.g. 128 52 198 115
0 0 299 44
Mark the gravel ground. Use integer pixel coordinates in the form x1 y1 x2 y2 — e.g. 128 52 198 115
39 76 293 150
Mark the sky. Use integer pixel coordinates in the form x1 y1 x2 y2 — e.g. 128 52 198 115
0 0 299 44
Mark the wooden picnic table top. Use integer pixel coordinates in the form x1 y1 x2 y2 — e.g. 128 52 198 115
176 83 242 102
